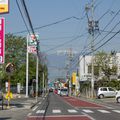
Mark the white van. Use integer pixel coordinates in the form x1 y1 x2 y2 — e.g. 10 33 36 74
60 88 68 96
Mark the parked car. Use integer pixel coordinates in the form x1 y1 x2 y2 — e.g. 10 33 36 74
57 88 61 95
116 91 120 103
60 88 68 96
97 87 117 99
49 88 53 92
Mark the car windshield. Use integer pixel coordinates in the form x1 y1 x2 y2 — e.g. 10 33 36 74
61 89 68 92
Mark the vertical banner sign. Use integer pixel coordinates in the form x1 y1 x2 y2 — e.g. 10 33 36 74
0 18 5 64
28 34 39 54
0 0 9 14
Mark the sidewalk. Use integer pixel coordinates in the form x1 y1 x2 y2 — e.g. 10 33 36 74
0 94 41 110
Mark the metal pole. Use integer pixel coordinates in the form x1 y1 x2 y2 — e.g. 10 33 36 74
36 56 39 101
26 34 29 97
43 72 44 96
91 0 95 98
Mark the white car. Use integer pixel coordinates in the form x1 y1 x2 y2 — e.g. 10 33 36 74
116 91 120 103
97 87 117 99
60 88 68 96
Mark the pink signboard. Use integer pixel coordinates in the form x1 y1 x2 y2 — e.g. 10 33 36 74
0 18 5 64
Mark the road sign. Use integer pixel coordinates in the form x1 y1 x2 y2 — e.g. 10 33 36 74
28 46 37 54
28 34 39 46
0 18 4 64
0 0 9 14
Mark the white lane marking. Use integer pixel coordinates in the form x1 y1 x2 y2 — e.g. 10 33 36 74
27 113 32 116
82 112 96 120
82 109 94 113
32 106 38 111
52 109 61 113
38 102 41 104
97 110 110 113
36 110 45 114
68 109 78 113
112 110 120 113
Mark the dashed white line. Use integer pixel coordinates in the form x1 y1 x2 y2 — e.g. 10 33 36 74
68 109 78 113
82 109 94 113
32 106 38 111
27 113 32 116
97 110 111 113
38 102 41 104
36 110 45 114
52 109 61 113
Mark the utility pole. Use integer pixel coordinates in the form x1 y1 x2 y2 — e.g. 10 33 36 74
36 56 39 102
57 48 76 96
85 0 99 98
42 72 44 97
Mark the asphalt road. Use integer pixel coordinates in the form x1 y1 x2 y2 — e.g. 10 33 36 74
27 93 120 120
1 93 120 120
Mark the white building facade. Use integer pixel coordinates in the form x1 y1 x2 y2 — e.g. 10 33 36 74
79 55 92 81
79 53 120 82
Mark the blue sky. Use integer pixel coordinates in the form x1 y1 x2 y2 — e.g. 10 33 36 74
1 0 120 79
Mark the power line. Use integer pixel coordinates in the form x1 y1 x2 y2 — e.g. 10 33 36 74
44 33 87 53
16 0 30 34
70 8 120 68
13 16 83 35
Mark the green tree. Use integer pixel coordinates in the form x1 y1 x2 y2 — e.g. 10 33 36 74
2 33 48 90
94 51 117 80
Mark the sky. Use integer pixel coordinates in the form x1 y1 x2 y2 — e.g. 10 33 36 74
1 0 120 80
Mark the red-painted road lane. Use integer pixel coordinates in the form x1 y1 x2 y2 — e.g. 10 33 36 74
27 115 91 120
63 96 103 108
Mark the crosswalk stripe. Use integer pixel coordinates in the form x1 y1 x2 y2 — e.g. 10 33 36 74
112 110 120 113
82 109 94 113
52 109 61 113
68 109 78 113
36 110 45 114
97 110 110 113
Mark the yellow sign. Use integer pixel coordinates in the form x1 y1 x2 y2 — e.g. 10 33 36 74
0 0 9 14
72 72 76 85
5 92 13 100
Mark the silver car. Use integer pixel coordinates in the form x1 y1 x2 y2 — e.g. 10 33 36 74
97 87 117 99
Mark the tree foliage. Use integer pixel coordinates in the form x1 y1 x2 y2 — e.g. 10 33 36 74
1 34 48 89
94 51 117 80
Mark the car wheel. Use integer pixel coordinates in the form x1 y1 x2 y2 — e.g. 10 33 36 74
99 94 104 99
117 97 120 103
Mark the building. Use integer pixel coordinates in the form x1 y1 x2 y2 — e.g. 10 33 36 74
79 55 92 82
79 53 120 82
